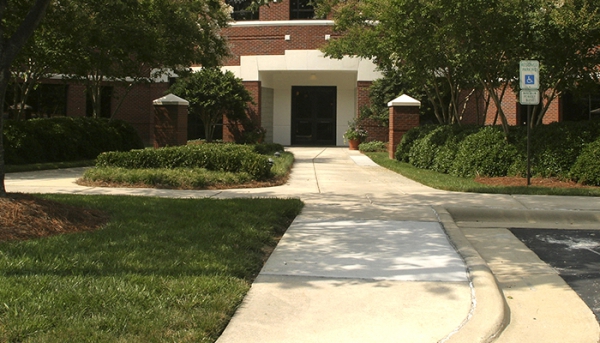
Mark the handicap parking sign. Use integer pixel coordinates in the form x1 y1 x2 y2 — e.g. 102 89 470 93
525 74 535 85
520 61 539 89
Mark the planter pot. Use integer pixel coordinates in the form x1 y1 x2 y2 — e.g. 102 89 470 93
348 139 360 150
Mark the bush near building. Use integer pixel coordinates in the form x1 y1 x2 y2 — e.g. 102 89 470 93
398 121 600 186
3 117 143 165
95 143 273 180
84 143 290 189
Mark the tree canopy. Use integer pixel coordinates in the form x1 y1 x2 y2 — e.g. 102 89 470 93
321 0 600 133
0 0 232 195
169 68 253 142
10 0 231 118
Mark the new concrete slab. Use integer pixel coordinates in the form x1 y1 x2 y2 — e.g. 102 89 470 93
262 219 467 282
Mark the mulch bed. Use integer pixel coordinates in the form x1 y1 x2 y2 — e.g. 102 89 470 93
475 176 597 189
0 193 109 242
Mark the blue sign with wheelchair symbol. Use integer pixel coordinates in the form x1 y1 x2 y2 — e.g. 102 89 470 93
525 74 535 85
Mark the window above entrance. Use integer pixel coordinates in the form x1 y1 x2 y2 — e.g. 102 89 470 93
290 0 315 19
227 0 259 21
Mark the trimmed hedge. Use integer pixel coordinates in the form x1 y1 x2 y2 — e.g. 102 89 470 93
449 126 519 178
95 143 272 180
395 124 438 162
570 138 600 186
3 117 143 165
398 121 600 184
432 127 478 174
408 125 476 171
530 121 600 178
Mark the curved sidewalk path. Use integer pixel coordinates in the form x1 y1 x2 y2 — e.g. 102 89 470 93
6 147 600 342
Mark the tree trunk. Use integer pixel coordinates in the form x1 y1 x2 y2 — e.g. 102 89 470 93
0 68 10 196
0 0 53 197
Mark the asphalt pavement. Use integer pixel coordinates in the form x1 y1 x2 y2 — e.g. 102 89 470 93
510 228 600 325
5 147 600 342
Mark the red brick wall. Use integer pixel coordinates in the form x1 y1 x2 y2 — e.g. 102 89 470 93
66 84 87 117
112 82 169 146
222 25 335 66
461 87 561 126
360 117 388 142
259 0 289 21
459 89 488 126
223 81 262 142
357 81 371 116
487 90 518 125
64 80 169 146
355 81 389 141
388 105 420 159
542 94 560 123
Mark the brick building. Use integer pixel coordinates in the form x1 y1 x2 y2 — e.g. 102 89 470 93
20 1 597 147
216 0 382 146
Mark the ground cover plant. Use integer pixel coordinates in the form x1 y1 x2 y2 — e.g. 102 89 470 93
80 143 293 189
0 194 303 342
358 140 387 152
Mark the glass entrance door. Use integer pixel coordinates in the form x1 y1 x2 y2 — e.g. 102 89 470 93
291 86 337 145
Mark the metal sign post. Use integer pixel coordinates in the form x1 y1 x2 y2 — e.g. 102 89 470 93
519 60 540 186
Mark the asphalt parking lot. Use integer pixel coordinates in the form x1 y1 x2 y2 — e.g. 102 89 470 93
509 228 600 324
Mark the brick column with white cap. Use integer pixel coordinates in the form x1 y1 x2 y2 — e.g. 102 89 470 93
388 94 420 159
152 93 189 148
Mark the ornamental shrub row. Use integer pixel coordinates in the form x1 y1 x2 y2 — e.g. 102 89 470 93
95 143 273 180
3 117 143 165
397 121 600 185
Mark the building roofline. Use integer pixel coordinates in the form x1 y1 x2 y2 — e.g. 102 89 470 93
230 20 334 27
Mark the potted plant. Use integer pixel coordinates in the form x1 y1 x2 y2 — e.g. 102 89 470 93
343 119 368 150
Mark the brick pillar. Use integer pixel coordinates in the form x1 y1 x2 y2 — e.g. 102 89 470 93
152 94 189 148
388 95 420 159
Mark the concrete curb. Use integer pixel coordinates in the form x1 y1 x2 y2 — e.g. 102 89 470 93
445 206 600 230
434 206 510 343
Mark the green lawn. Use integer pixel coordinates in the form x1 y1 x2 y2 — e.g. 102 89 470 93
0 194 303 342
366 152 600 196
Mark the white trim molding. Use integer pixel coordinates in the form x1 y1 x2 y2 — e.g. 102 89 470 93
230 20 334 27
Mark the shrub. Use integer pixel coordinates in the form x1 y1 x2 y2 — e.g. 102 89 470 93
3 117 143 165
431 126 478 174
253 143 284 155
359 141 387 152
395 124 438 162
96 144 272 180
108 119 145 152
570 138 600 186
503 121 600 178
408 125 468 170
3 121 44 164
449 126 519 178
529 121 600 178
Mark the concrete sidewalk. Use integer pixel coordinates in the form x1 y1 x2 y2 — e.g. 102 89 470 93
5 147 600 342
